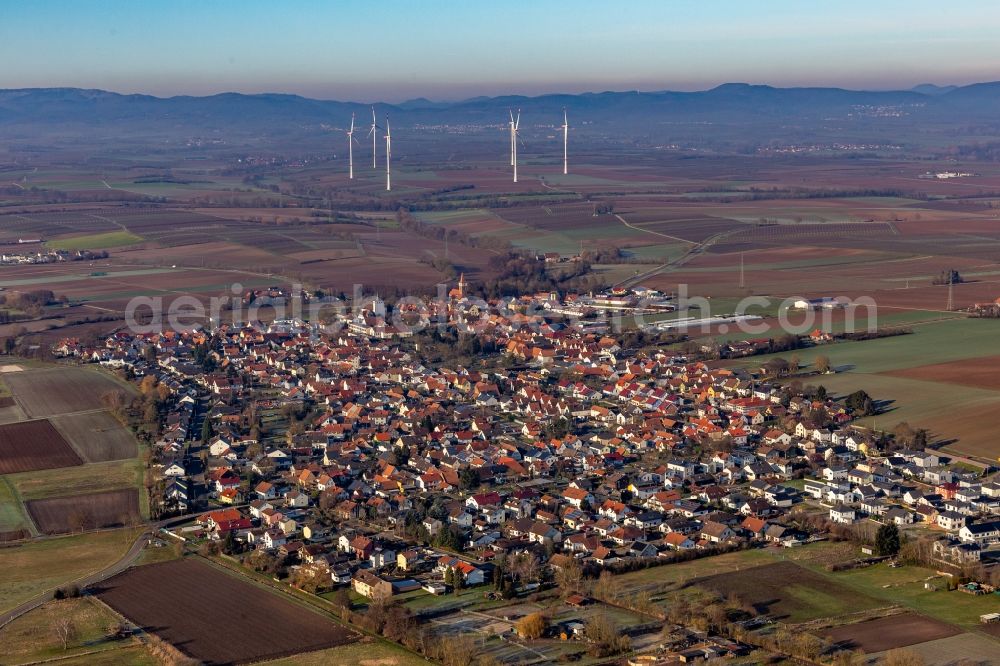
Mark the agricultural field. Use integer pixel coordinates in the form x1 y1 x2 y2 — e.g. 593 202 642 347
883 355 1000 391
26 488 140 535
46 230 143 251
1 367 130 418
0 361 146 538
688 560 882 623
95 559 358 664
7 458 144 503
725 317 1000 458
612 542 1000 649
0 476 31 537
895 632 1000 666
0 596 151 665
0 419 83 474
49 411 138 462
0 529 142 614
260 637 429 666
819 560 1000 634
823 612 960 653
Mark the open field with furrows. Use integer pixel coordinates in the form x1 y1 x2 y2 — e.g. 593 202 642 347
645 248 1000 305
883 355 1000 391
0 419 83 474
14 207 480 290
0 596 155 666
1 367 132 418
49 411 138 462
95 558 358 664
0 529 142 614
0 211 122 244
26 488 140 535
823 612 960 653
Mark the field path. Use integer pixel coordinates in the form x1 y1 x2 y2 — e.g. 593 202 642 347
613 227 743 289
614 213 698 245
0 513 196 629
0 529 150 629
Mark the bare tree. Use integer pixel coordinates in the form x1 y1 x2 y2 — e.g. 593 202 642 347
554 557 583 598
53 617 78 651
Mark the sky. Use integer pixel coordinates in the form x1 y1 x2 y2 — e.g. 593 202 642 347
2 0 1000 102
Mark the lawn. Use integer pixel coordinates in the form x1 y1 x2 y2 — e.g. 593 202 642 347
133 540 183 567
46 231 143 251
0 597 146 664
0 529 140 614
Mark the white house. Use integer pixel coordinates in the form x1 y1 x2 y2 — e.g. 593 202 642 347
829 505 856 524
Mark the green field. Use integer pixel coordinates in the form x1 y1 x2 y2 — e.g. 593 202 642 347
46 230 143 251
0 476 31 534
728 317 1000 456
0 529 141 613
825 562 1000 632
0 267 177 288
612 542 1000 637
8 458 145 505
738 317 1000 374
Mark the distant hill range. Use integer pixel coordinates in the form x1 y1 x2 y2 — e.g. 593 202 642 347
1 82 998 147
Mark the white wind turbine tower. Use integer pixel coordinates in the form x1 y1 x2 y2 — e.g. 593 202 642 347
511 109 521 183
384 115 392 192
508 110 515 166
367 107 380 169
560 108 569 175
345 112 357 179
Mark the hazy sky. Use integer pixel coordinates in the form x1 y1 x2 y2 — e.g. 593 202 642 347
3 0 1000 101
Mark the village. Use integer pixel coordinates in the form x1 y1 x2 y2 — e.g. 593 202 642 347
53 281 1000 664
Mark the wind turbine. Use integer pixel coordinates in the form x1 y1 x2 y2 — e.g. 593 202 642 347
346 112 357 179
384 115 392 192
509 110 516 167
560 108 569 175
367 107 380 169
511 109 521 183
